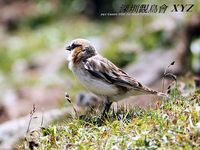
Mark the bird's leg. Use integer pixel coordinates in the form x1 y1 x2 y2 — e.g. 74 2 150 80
102 97 112 118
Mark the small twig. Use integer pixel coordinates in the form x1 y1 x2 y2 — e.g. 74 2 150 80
165 73 177 81
40 108 44 127
174 80 178 100
26 104 36 134
65 92 78 118
165 73 177 100
167 84 172 94
162 61 176 92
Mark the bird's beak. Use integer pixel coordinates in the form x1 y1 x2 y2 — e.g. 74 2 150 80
66 45 72 51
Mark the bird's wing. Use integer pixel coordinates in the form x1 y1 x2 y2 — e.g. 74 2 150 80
83 55 143 89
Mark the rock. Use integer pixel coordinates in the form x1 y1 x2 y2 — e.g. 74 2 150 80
0 107 77 149
75 92 103 109
0 105 9 123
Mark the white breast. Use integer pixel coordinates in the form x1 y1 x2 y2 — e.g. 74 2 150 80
69 62 118 96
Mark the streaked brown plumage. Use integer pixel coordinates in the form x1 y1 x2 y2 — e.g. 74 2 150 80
66 38 167 116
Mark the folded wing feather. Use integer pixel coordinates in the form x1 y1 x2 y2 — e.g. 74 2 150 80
83 55 142 89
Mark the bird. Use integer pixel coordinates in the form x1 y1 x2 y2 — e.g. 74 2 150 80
66 38 168 117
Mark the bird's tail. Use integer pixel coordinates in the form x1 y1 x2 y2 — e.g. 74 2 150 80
141 86 169 98
156 92 169 98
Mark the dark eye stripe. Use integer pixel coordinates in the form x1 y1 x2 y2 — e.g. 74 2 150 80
71 43 81 49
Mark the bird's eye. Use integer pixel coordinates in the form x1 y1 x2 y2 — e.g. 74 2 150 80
83 47 89 52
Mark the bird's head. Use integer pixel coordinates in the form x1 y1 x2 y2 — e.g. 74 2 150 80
66 39 97 63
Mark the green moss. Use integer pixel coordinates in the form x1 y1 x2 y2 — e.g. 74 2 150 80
19 81 200 149
0 47 14 73
21 13 55 29
139 30 163 51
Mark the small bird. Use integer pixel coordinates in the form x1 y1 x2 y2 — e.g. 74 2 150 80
66 39 167 116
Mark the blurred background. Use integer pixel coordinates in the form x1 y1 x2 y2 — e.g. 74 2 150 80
0 0 200 147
